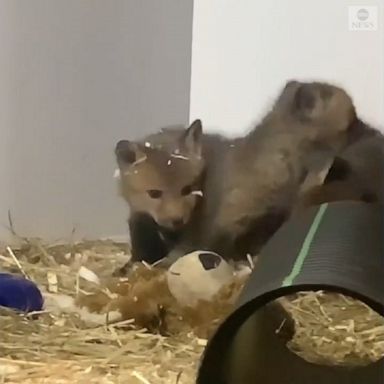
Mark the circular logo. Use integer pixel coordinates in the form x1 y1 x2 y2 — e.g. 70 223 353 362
357 8 369 21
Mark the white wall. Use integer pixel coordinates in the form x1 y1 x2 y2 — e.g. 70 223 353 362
0 0 193 243
190 0 384 137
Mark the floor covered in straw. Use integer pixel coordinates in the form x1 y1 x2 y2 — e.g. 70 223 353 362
0 239 207 383
1 237 384 383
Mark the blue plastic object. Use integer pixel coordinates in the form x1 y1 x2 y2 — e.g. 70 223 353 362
0 273 44 313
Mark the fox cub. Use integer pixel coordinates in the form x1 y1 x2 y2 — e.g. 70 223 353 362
165 80 359 262
114 120 230 269
115 80 361 268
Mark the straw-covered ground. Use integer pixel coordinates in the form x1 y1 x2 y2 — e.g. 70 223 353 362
1 236 383 383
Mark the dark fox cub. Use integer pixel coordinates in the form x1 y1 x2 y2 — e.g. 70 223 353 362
165 80 360 262
114 120 230 270
297 124 384 208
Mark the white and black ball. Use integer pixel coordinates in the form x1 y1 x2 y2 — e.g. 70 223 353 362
166 250 234 307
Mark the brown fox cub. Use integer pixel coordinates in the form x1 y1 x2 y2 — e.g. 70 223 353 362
114 120 230 267
165 80 360 263
115 80 360 268
297 123 384 208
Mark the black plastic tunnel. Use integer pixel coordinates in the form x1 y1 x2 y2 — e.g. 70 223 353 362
197 201 384 384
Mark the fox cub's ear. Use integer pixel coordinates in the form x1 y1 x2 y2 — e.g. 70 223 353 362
180 119 203 158
115 140 146 166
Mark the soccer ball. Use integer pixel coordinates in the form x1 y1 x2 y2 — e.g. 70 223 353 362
166 250 235 307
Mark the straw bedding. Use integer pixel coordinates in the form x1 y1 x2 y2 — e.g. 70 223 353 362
0 237 383 383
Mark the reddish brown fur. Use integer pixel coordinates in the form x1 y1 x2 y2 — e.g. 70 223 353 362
114 120 230 266
116 122 205 230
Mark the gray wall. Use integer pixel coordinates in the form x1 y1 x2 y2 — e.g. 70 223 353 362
0 0 193 243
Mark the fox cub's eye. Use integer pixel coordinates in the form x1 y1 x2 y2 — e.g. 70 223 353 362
147 190 163 199
181 185 192 196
